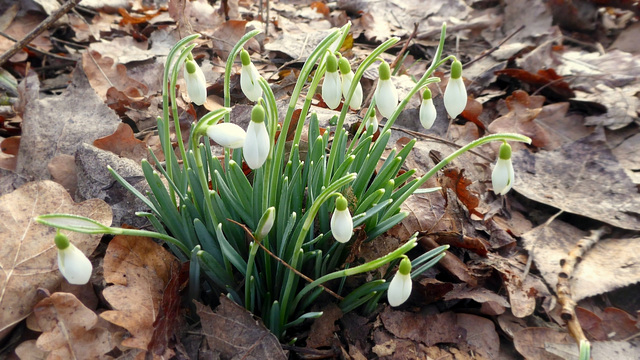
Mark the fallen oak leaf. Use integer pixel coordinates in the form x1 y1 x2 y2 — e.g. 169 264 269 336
100 233 179 358
0 180 111 340
33 292 116 358
93 122 148 162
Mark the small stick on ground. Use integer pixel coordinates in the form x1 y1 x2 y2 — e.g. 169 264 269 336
389 23 419 71
557 226 610 346
0 0 82 67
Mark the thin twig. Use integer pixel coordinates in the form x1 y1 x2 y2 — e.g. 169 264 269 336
557 226 611 346
0 0 82 67
0 31 77 62
463 25 525 69
390 23 419 71
226 218 344 301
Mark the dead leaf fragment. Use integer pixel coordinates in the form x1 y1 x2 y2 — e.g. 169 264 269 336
100 234 179 357
513 327 574 360
33 292 115 358
380 308 464 347
0 180 111 340
93 123 148 162
196 297 287 359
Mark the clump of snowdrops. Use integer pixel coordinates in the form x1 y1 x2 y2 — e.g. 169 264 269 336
38 23 530 339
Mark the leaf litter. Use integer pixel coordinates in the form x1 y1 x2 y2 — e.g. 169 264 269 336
1 0 640 358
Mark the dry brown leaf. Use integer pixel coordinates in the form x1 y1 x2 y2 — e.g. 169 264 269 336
47 154 78 197
33 292 115 358
196 297 287 359
100 234 179 357
93 123 148 162
522 220 640 301
513 129 640 231
306 303 343 349
82 50 149 102
0 180 112 340
14 339 47 360
455 313 500 359
380 308 464 346
513 327 574 360
0 12 52 63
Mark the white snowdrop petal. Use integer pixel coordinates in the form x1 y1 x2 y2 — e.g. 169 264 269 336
375 79 398 118
322 71 342 110
419 98 437 129
443 77 467 118
491 158 514 195
58 244 93 285
387 272 412 307
207 123 247 149
330 209 353 243
241 63 263 102
243 120 270 169
341 72 363 110
184 64 207 105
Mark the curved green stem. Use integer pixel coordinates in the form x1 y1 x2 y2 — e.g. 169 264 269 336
224 29 261 122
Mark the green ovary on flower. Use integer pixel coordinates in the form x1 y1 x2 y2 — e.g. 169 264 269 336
55 232 92 285
387 256 412 307
443 59 467 118
491 142 514 195
374 62 398 118
184 59 207 105
419 88 437 130
240 49 263 102
331 195 353 243
243 104 270 169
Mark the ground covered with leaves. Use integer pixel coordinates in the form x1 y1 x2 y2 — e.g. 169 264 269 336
1 0 640 359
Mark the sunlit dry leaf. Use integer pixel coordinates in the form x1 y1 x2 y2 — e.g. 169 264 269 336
513 129 640 230
100 234 179 357
33 292 115 358
14 339 47 360
82 50 149 102
93 123 148 162
522 220 640 301
196 298 287 359
513 327 573 360
0 180 111 340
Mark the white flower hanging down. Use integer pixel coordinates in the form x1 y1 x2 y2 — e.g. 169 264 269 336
388 256 412 307
364 108 378 132
243 104 270 169
374 61 398 118
322 52 342 110
443 59 467 118
492 141 515 195
419 88 437 129
55 232 93 285
330 195 353 243
184 57 207 105
206 122 246 149
240 49 263 102
339 57 363 110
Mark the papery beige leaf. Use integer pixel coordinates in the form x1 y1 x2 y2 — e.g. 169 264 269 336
100 234 178 357
0 180 111 340
33 292 115 358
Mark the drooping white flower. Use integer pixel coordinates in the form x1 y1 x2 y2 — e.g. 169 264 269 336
255 207 275 241
206 122 246 149
55 232 92 285
243 104 270 169
491 142 515 195
443 59 467 118
374 61 398 118
184 58 207 105
322 52 342 110
419 88 437 129
364 108 378 132
387 256 412 307
240 49 263 102
339 57 363 110
330 195 353 243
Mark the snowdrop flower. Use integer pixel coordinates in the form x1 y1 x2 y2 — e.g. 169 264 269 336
330 195 353 243
243 104 270 169
443 59 467 118
364 109 378 132
240 49 263 102
55 231 92 285
374 61 398 118
339 57 363 110
491 142 514 195
322 52 342 110
388 256 412 307
206 122 246 149
183 57 207 105
419 88 437 129
255 207 275 241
